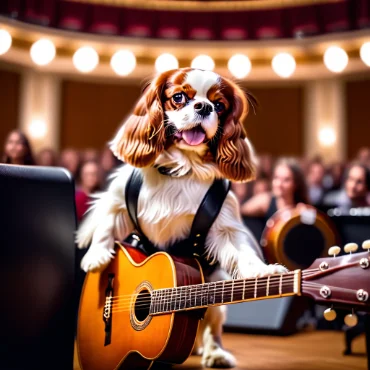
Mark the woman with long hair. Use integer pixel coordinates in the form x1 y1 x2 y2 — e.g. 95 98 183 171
241 157 309 219
1 130 35 165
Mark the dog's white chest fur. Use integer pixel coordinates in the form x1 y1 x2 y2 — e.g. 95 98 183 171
137 169 212 249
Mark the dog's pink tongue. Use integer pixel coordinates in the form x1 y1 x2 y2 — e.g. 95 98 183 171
182 127 206 146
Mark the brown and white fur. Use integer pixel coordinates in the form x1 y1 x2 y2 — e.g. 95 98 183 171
76 68 287 368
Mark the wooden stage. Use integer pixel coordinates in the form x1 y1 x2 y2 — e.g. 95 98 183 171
74 330 367 370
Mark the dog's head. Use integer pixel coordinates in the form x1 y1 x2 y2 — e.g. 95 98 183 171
110 68 257 182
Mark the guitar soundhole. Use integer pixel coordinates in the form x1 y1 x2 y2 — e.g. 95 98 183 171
135 289 151 322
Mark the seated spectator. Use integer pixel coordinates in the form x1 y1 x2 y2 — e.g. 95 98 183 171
100 145 121 186
36 148 58 166
323 162 370 210
1 130 35 165
357 147 370 168
60 148 81 178
241 157 309 220
306 159 326 206
75 160 102 222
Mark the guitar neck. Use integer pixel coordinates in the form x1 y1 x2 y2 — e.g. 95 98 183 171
149 270 301 315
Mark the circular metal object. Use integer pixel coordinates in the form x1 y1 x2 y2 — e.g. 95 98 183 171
320 286 331 299
319 261 329 271
356 289 369 302
360 258 370 269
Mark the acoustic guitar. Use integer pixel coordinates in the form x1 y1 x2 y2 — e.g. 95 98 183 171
77 241 370 370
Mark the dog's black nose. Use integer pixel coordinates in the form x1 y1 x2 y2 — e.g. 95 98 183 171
194 102 213 117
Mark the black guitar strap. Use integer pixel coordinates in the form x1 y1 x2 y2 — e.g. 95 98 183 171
125 168 231 269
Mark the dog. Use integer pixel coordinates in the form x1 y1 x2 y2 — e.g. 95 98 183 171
76 68 287 368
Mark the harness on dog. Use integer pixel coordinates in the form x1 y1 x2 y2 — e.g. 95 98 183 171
124 168 230 272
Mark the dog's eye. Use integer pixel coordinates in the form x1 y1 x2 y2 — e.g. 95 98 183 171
214 101 225 113
172 93 186 104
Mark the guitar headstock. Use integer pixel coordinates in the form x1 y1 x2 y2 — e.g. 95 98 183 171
302 240 370 326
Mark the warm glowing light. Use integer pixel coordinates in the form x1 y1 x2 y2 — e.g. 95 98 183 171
318 127 336 147
155 53 179 73
360 42 370 67
29 119 47 139
0 29 12 55
271 53 296 78
323 46 348 73
228 54 251 78
111 50 136 76
30 39 56 66
73 47 99 73
191 55 215 71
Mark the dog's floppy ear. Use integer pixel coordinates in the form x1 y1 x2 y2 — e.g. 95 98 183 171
110 74 167 168
216 81 257 182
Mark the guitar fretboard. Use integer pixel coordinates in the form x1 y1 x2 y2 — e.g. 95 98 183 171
149 271 300 315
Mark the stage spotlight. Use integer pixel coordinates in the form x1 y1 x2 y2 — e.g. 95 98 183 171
318 127 336 147
73 46 99 73
360 42 370 67
30 39 56 66
191 55 215 71
272 53 296 78
29 119 47 139
228 54 251 78
155 53 178 73
323 46 348 73
111 50 136 76
0 29 12 55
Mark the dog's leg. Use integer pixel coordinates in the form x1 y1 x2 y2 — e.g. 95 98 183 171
201 306 236 368
76 167 134 273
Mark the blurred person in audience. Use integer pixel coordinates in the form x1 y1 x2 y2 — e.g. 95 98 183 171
36 148 58 167
326 161 345 192
323 162 370 209
306 159 326 206
75 160 102 222
83 148 99 162
100 145 121 184
258 153 274 179
252 175 270 196
1 129 35 165
241 157 309 220
60 148 80 178
357 146 370 168
231 182 252 204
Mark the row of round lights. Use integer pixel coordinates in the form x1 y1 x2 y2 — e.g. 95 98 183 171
1 29 370 77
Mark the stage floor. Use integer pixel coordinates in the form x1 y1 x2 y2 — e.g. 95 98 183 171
74 330 367 370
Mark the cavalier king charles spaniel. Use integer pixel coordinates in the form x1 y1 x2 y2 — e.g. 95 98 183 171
77 68 287 368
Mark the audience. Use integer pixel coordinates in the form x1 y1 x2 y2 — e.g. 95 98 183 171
1 129 369 223
36 148 58 166
324 162 370 210
241 157 309 220
75 160 103 222
1 130 35 165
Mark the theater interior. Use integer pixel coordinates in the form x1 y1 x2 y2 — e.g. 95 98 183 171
1 0 370 369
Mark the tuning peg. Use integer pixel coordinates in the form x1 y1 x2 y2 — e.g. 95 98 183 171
323 307 337 321
344 243 358 254
328 246 341 257
344 310 358 327
362 240 370 252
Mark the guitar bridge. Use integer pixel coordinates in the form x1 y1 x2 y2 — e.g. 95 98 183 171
103 273 115 346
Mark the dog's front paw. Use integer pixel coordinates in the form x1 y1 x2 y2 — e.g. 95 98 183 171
81 245 115 273
202 344 236 368
201 329 236 369
239 260 288 279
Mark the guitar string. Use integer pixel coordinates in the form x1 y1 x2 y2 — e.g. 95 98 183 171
109 276 297 307
109 279 361 312
110 283 363 314
107 269 319 304
110 277 297 310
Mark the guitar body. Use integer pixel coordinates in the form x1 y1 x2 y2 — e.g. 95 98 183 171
77 243 205 370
